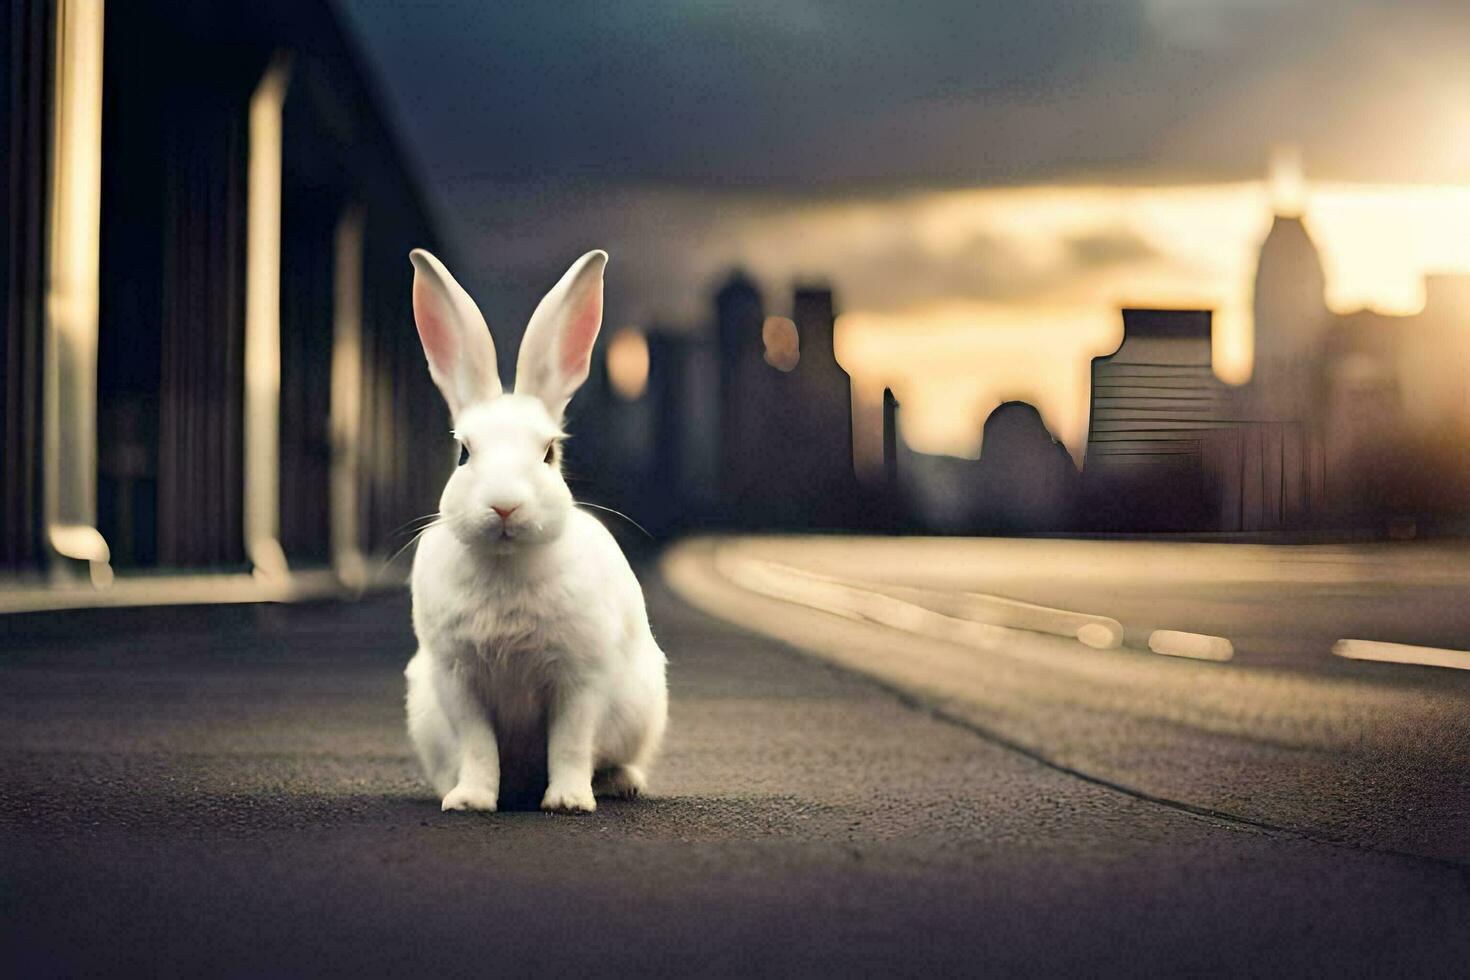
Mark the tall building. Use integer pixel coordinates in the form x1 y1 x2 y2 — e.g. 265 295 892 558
713 271 766 515
1247 215 1333 422
1083 306 1328 532
786 288 858 526
1320 310 1403 523
1080 210 1351 534
709 277 858 528
1224 213 1335 529
2 0 447 603
2 2 50 573
1083 310 1231 531
621 327 720 535
787 287 858 520
882 388 900 488
1316 282 1470 529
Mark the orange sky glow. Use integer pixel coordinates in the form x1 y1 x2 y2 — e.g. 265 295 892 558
803 180 1470 470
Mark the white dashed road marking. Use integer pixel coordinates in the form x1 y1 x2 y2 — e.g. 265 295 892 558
1148 629 1235 662
1332 639 1470 671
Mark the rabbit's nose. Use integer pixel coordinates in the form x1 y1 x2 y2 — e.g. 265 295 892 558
492 505 518 522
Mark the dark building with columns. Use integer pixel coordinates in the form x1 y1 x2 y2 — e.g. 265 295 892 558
3 0 447 604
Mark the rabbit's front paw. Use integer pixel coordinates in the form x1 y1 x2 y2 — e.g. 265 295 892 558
442 782 498 813
541 783 596 813
594 765 647 799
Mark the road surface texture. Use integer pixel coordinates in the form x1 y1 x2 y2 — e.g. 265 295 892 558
669 537 1470 865
3 558 1469 976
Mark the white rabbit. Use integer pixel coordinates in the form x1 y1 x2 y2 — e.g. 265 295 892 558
402 248 667 813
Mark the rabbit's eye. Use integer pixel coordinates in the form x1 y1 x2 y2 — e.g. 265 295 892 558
458 444 470 467
544 442 557 466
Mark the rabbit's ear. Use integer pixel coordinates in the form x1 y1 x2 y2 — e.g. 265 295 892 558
410 249 502 417
514 250 606 420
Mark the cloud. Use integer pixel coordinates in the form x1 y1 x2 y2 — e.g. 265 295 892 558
336 0 1470 461
432 177 1164 337
1142 0 1303 50
1065 231 1158 268
343 0 1470 192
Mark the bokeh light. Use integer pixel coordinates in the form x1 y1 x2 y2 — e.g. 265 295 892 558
762 316 799 372
606 327 650 400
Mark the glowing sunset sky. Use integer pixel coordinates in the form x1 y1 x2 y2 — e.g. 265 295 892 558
827 177 1470 465
340 0 1470 463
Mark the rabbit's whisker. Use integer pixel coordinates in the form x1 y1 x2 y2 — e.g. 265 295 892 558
378 519 446 578
385 512 444 541
575 501 653 539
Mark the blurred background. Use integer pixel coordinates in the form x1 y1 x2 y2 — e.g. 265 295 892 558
6 0 1470 604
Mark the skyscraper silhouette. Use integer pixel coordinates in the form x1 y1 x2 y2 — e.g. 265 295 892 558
1083 309 1225 531
784 288 858 526
1241 214 1333 422
882 387 900 488
714 272 768 518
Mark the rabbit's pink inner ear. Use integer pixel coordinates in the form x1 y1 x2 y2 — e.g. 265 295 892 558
560 277 603 380
413 274 460 386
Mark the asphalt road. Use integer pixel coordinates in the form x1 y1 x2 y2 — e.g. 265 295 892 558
672 537 1470 865
3 572 1469 976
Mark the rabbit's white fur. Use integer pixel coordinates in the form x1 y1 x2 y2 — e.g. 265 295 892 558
403 248 667 814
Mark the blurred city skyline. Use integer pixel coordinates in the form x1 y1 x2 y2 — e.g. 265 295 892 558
341 1 1470 460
